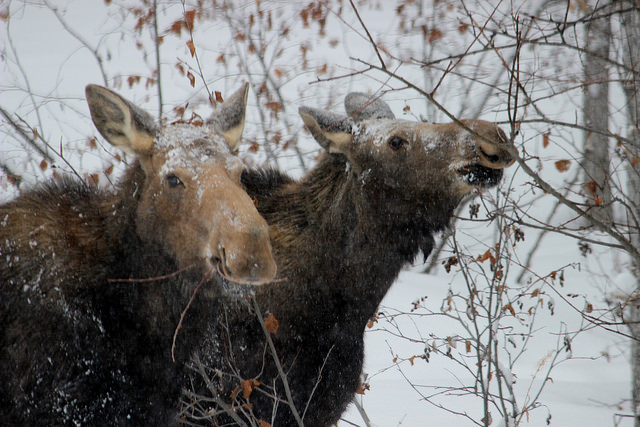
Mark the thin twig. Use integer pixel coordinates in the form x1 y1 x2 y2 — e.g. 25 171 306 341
188 354 251 427
348 0 386 70
0 106 53 162
152 0 163 121
352 399 372 427
251 295 305 426
45 0 108 86
172 265 216 362
107 258 206 283
180 0 213 98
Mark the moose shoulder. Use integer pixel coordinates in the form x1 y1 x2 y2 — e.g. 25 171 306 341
0 84 276 424
190 92 515 426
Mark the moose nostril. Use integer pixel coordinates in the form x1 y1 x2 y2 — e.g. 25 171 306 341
481 150 501 164
213 248 233 278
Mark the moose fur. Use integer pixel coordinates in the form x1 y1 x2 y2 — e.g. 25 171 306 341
188 92 515 426
0 84 276 425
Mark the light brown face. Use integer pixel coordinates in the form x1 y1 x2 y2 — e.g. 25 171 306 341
136 125 276 284
85 83 276 285
348 118 515 198
299 92 515 206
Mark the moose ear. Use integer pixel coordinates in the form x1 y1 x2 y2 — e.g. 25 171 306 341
85 84 158 156
299 107 354 155
344 92 395 121
207 83 249 150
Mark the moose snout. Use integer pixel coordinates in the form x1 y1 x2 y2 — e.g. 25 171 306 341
217 225 277 284
476 140 516 169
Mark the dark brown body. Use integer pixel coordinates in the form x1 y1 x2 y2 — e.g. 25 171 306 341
0 171 217 424
188 93 515 425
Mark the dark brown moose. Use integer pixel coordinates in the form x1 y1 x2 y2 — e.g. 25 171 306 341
187 92 515 426
0 84 276 424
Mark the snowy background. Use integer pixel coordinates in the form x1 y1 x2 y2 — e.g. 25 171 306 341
1 1 633 426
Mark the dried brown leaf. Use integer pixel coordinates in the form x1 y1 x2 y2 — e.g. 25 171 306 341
241 379 253 399
184 9 196 30
542 132 550 148
186 40 195 57
554 159 571 172
478 249 492 263
503 304 516 316
264 313 279 334
168 20 183 35
186 72 195 88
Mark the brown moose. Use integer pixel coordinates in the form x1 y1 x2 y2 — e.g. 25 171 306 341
187 92 515 426
0 84 276 424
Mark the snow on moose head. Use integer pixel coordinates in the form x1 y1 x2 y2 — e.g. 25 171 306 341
299 92 515 216
86 83 276 284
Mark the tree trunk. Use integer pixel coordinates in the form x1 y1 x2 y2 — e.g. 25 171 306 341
581 1 613 226
620 3 640 425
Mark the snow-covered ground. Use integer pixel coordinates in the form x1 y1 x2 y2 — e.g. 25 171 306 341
341 264 631 426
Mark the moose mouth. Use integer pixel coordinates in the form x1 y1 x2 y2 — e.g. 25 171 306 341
457 164 504 188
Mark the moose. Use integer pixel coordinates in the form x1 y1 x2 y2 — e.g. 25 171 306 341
0 84 276 424
186 92 516 426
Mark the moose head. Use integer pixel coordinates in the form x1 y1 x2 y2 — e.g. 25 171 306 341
86 84 277 284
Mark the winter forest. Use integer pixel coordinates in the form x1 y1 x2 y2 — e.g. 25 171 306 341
1 0 639 426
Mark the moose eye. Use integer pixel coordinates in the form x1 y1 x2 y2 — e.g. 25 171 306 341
166 174 184 188
388 136 407 151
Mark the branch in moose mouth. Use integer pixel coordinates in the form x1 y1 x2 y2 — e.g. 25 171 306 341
106 258 208 283
215 258 286 286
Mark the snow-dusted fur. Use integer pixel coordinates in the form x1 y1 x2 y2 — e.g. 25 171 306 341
0 84 275 425
188 93 515 426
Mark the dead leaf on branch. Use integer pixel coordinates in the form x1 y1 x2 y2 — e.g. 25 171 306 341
186 72 195 88
355 381 370 395
186 40 195 57
264 313 279 333
184 9 196 30
240 378 261 399
554 159 571 172
477 249 496 265
503 304 516 316
443 256 458 273
585 180 598 196
127 75 141 88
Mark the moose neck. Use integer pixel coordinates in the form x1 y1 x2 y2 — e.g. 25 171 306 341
250 154 459 330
